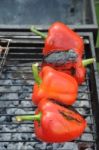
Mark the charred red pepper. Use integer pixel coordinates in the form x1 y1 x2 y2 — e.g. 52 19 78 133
43 53 95 84
32 63 78 105
16 99 87 143
31 22 95 84
31 22 84 57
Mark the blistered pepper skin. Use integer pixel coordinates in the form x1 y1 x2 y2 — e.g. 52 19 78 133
43 22 84 57
34 99 87 143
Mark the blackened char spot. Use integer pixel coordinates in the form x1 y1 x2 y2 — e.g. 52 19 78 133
71 67 76 75
59 110 81 123
48 99 80 115
49 98 68 107
43 49 78 66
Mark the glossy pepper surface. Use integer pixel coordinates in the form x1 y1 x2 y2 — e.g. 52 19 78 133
43 22 84 57
31 22 84 57
16 99 87 143
32 64 78 105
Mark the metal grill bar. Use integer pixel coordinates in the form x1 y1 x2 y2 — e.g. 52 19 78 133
0 106 91 109
0 140 95 143
0 99 91 102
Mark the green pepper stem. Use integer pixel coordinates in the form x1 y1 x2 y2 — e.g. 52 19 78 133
32 63 42 85
82 58 95 66
30 26 47 39
16 112 42 122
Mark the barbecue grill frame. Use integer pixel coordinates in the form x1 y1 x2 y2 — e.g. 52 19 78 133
0 0 98 44
0 31 99 150
84 32 99 150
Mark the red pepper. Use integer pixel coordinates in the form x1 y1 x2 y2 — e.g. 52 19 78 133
32 64 78 105
31 22 84 57
16 99 87 143
31 22 95 84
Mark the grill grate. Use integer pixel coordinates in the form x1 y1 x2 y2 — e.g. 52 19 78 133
0 32 99 150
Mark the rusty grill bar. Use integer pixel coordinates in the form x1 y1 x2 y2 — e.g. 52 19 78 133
0 39 11 75
0 32 99 150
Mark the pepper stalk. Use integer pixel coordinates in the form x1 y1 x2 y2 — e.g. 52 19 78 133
16 112 42 122
32 63 42 85
82 58 95 66
30 26 47 39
